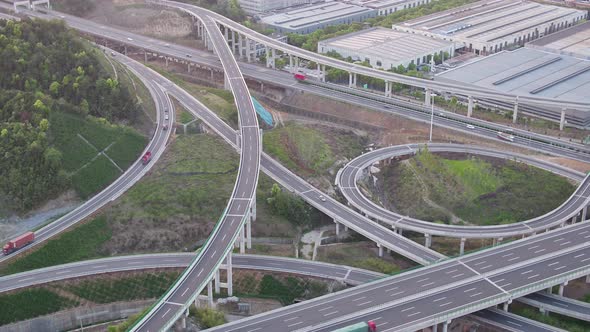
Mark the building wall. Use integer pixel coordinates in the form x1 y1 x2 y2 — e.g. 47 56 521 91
372 0 432 16
268 10 377 34
318 40 454 69
239 0 323 15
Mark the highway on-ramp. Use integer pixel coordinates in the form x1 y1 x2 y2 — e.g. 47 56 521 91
337 143 590 239
0 50 174 265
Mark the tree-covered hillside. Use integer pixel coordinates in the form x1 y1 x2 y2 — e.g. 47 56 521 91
0 19 142 212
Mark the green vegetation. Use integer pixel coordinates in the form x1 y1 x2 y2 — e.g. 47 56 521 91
108 307 150 332
264 123 364 177
0 19 143 211
148 65 238 127
511 306 590 332
379 148 576 225
266 183 320 230
191 307 227 328
179 110 194 124
0 216 112 276
64 272 179 303
316 242 402 274
52 0 95 16
0 288 79 325
70 155 121 198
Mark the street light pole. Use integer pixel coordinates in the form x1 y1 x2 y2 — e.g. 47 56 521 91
429 93 437 142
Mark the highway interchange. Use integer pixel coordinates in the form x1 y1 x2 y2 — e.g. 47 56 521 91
2 1 590 331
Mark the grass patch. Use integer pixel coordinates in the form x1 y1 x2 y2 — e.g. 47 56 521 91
64 271 179 303
380 148 576 225
147 64 238 127
0 216 112 276
511 306 590 332
263 122 365 179
179 110 194 124
0 289 79 325
70 154 121 199
316 242 402 274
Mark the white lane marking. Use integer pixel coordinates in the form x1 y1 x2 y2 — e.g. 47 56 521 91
416 278 429 283
451 273 465 278
445 269 458 274
582 257 590 262
464 288 477 293
246 328 262 332
534 249 546 254
323 311 339 317
527 274 540 279
352 296 366 302
407 311 421 317
318 306 333 312
506 321 522 327
433 297 447 302
470 292 483 297
287 321 303 327
574 253 585 258
385 287 398 292
480 264 493 270
501 253 513 257
521 270 533 275
390 291 405 297
507 256 520 262
197 268 204 277
500 283 512 288
93 265 107 269
283 317 299 322
222 234 227 241
554 237 565 242
548 262 560 266
439 301 453 307
528 245 539 250
162 308 172 318
473 261 487 266
357 301 373 306
555 266 567 271
401 307 415 312
181 287 190 297
422 282 435 287
559 241 571 246
211 250 217 258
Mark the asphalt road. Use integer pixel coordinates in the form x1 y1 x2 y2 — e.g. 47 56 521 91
337 143 590 238
0 51 174 265
155 0 589 110
519 291 590 322
471 308 567 332
209 221 590 331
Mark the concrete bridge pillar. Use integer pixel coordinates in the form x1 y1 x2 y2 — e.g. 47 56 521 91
289 55 294 74
502 299 512 312
294 57 300 72
240 223 246 254
547 287 553 294
467 96 474 117
459 238 466 256
13 1 31 11
513 97 519 123
432 324 438 332
560 108 567 131
424 234 432 248
207 280 214 307
586 274 590 283
582 205 587 222
385 81 392 98
335 220 340 236
214 269 221 293
425 89 431 106
349 72 357 88
226 253 233 296
442 320 452 332
558 281 568 296
265 47 272 68
320 64 326 82
398 228 403 236
238 34 244 59
377 244 384 257
539 307 547 316
31 0 51 11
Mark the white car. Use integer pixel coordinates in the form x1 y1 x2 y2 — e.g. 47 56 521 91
164 114 169 121
127 37 133 41
319 195 326 202
466 124 475 129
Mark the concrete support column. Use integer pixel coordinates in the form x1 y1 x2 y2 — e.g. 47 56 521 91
224 73 230 91
586 274 590 283
214 269 221 294
385 81 392 97
165 57 169 68
246 219 252 249
378 244 383 257
238 34 243 59
289 55 294 74
432 324 438 332
582 205 587 222
265 46 272 68
231 31 236 54
294 57 300 72
207 280 214 307
240 224 246 254
425 89 431 106
539 307 548 316
560 108 567 131
271 48 276 69
460 238 466 256
558 281 568 296
513 97 519 123
442 320 451 332
547 287 553 294
344 225 349 232
503 301 511 312
335 221 340 236
398 228 403 236
226 253 233 296
320 64 326 82
188 63 191 73
246 38 252 62
425 234 432 248
467 96 474 117
144 50 148 63
349 72 358 88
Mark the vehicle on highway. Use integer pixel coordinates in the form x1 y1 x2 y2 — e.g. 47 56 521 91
141 151 152 165
165 114 169 121
294 73 306 81
127 37 133 41
439 112 444 116
165 43 170 47
3 232 35 255
110 51 116 56
333 321 377 332
319 195 327 202
163 124 168 131
466 124 475 129
497 131 515 142
186 54 192 58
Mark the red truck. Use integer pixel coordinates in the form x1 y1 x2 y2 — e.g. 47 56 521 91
3 232 35 255
333 321 377 332
294 73 306 81
141 151 152 165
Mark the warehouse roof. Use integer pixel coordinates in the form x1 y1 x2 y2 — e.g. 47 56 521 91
346 0 418 9
435 47 590 103
261 2 373 30
320 27 453 61
528 21 590 58
397 0 586 44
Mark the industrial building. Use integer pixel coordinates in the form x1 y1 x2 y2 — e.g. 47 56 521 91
238 0 323 15
318 27 455 69
393 0 587 55
528 21 590 59
343 0 433 15
435 47 590 128
260 2 376 34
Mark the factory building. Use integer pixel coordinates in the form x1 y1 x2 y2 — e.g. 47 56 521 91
393 0 587 55
527 21 590 59
238 0 323 15
260 2 376 34
435 47 590 128
318 27 455 69
342 0 433 16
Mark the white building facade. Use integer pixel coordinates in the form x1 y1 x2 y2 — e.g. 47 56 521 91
238 0 323 15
